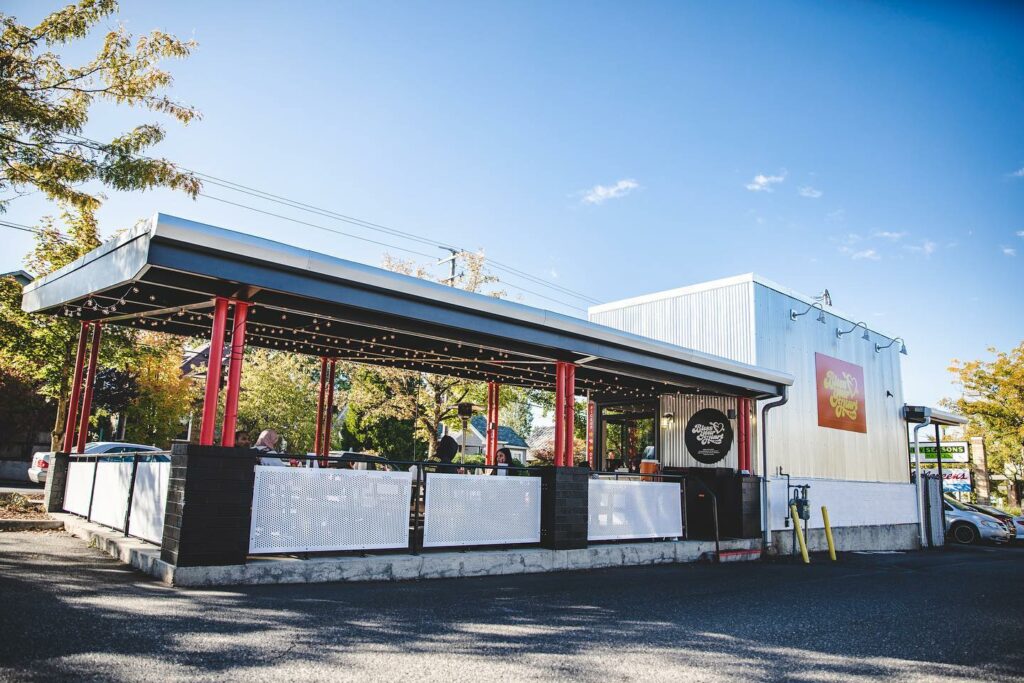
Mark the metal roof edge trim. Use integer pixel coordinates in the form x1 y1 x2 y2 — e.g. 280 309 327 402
151 215 793 388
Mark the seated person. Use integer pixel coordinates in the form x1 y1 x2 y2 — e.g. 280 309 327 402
234 430 252 449
252 429 287 466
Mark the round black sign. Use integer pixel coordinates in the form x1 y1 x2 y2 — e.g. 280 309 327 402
684 408 734 464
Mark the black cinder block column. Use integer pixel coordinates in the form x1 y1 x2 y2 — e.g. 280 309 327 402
160 444 255 567
43 452 69 513
538 466 590 550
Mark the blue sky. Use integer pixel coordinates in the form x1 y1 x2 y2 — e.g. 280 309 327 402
3 1 1022 408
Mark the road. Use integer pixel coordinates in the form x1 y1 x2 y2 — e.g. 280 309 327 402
0 532 1021 682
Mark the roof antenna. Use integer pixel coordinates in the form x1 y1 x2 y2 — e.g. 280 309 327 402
814 289 832 307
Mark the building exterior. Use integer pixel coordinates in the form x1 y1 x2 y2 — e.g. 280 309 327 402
445 416 529 462
589 273 918 551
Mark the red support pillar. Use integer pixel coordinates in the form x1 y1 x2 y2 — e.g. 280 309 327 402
485 381 500 465
221 301 249 447
314 356 328 457
737 397 750 472
554 362 576 467
199 297 229 446
76 323 102 454
63 321 91 453
320 358 337 460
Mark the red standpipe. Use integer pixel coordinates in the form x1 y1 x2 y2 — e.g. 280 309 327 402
554 362 575 467
76 323 103 454
221 301 249 447
63 321 91 453
199 297 229 445
486 381 499 465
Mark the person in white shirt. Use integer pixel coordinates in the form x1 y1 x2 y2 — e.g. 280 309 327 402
491 447 513 476
252 429 287 466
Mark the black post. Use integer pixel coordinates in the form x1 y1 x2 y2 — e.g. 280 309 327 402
122 454 141 536
538 466 589 550
42 452 70 513
935 424 946 531
411 467 423 554
86 456 100 521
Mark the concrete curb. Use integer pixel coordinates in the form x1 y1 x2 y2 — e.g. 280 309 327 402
0 519 64 531
53 513 762 588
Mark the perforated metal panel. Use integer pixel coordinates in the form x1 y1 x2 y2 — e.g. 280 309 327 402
423 473 541 548
588 479 683 541
249 467 412 554
89 461 134 530
127 462 170 544
64 461 94 516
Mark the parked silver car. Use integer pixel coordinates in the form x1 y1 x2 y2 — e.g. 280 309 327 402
943 497 1013 545
27 442 161 484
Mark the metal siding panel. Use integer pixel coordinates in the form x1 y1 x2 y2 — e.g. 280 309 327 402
753 284 909 482
659 394 739 469
588 281 756 364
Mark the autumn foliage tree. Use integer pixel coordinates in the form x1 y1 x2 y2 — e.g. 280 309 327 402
949 342 1024 505
0 1 200 448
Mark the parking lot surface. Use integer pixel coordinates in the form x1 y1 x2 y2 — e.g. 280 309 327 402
1 532 1022 681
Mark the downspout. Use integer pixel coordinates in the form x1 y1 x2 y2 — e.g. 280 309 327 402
760 387 789 552
912 413 932 547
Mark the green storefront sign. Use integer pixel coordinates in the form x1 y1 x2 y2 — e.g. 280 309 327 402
908 441 969 464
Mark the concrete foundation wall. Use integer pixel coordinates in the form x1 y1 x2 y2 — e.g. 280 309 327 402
772 522 920 555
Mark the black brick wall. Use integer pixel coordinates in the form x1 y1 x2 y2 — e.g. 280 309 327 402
538 466 590 550
160 444 256 567
43 452 69 513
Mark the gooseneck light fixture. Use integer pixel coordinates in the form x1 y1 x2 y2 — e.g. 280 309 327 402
790 301 827 324
836 321 871 341
875 337 908 355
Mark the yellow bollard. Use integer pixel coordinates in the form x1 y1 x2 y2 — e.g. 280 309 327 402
822 505 837 561
790 504 810 564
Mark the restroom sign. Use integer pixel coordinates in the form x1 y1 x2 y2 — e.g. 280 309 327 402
815 353 867 433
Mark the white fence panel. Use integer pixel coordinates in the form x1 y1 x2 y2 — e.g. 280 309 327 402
88 461 134 531
249 467 412 553
64 461 95 516
767 477 918 530
128 462 170 544
588 479 683 541
423 473 541 548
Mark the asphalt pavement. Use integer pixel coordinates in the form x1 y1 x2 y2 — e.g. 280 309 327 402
0 531 1022 682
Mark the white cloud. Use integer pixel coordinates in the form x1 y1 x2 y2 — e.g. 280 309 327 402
851 248 881 261
826 208 845 222
1012 167 1024 178
580 179 639 205
549 268 559 279
745 172 786 192
1002 246 1017 256
874 231 908 241
904 239 937 256
1016 230 1024 238
798 186 823 198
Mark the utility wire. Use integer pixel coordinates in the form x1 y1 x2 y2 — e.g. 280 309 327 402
53 134 602 308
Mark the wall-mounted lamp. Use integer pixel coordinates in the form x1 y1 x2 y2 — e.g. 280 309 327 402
790 301 826 324
836 321 871 341
660 412 675 429
875 337 908 355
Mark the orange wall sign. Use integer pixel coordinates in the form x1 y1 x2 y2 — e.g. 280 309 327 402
814 353 867 433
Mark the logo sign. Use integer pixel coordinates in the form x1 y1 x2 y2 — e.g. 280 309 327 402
941 468 971 493
684 408 734 464
908 441 969 464
815 353 867 433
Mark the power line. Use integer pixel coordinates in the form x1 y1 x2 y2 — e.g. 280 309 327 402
55 134 603 308
0 219 70 242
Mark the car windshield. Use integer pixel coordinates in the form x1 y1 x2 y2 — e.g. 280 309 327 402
975 505 1005 516
82 443 105 454
944 497 972 511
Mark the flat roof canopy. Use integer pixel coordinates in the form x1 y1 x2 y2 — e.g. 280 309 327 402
22 213 793 401
903 405 968 427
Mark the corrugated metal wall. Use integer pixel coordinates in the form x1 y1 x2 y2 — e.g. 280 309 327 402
588 281 756 364
753 283 909 482
659 394 739 469
589 277 909 484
